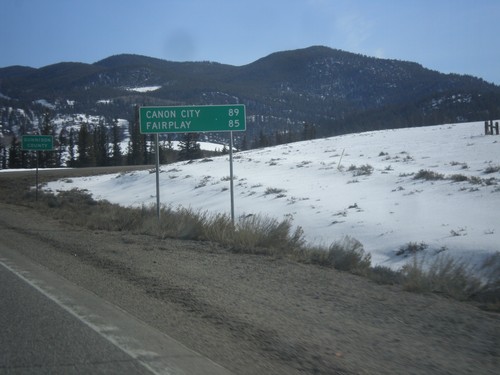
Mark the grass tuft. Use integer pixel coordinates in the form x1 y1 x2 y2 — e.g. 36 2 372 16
413 169 445 181
348 164 374 176
230 215 304 253
396 241 428 257
401 255 482 300
18 187 500 310
484 164 500 174
297 237 371 274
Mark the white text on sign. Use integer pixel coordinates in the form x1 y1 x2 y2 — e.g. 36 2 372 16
144 109 203 131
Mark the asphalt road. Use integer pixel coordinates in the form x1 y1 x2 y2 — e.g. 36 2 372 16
0 245 232 375
0 261 153 374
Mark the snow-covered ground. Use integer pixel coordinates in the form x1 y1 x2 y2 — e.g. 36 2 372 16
45 121 499 271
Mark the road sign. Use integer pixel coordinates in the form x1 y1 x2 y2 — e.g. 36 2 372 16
21 135 54 151
139 104 246 134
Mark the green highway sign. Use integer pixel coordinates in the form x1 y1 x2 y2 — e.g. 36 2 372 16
139 104 246 134
22 135 54 151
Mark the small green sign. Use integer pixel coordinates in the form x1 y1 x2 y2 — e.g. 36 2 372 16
22 135 54 151
139 104 246 134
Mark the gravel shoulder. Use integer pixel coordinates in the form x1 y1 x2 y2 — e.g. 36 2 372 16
1 168 499 374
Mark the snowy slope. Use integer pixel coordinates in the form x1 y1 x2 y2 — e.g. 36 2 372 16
45 121 500 270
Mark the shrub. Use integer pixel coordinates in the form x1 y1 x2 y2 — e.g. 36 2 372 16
450 161 468 169
301 237 371 274
483 178 497 186
401 255 482 300
203 213 234 243
194 176 212 189
32 187 499 306
264 187 287 195
231 215 304 253
85 203 150 232
480 252 500 284
157 206 207 240
368 266 404 285
468 176 483 185
399 172 414 178
396 242 428 257
449 174 469 182
348 164 374 176
484 164 500 174
413 169 445 181
328 237 371 273
472 252 500 311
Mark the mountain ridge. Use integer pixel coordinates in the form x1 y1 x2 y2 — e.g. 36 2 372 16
1 45 499 142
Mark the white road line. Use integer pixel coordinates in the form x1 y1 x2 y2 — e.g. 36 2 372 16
0 251 232 375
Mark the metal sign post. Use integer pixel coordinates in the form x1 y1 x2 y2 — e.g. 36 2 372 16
35 151 39 201
229 131 235 226
155 133 160 220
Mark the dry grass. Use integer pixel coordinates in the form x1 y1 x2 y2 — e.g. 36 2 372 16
2 168 499 310
297 237 371 274
413 169 445 181
26 189 500 308
401 255 482 301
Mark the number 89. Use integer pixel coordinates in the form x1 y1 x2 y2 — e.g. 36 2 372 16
228 108 239 116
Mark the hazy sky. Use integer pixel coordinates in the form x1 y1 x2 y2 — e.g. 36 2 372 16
2 0 499 84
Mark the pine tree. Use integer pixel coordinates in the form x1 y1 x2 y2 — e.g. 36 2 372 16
143 134 153 165
302 122 316 141
94 121 109 166
166 134 174 151
126 141 133 165
158 141 167 164
67 128 76 167
255 129 269 148
111 119 122 166
0 142 5 169
239 134 248 151
57 128 67 167
8 136 22 168
161 135 176 163
39 111 56 167
275 131 286 145
128 106 144 165
178 133 202 161
77 123 92 167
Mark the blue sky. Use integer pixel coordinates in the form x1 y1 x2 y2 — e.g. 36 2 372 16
2 0 499 84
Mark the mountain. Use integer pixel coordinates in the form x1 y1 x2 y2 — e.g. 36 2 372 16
1 46 500 143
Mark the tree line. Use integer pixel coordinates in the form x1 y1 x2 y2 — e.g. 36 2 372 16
0 106 322 169
1 108 212 169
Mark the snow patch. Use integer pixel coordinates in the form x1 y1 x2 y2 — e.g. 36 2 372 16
126 86 161 93
45 121 500 272
33 99 56 109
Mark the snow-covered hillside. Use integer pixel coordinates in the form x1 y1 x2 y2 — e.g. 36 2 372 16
45 121 499 270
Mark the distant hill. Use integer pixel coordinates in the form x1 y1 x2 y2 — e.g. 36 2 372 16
1 45 500 143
